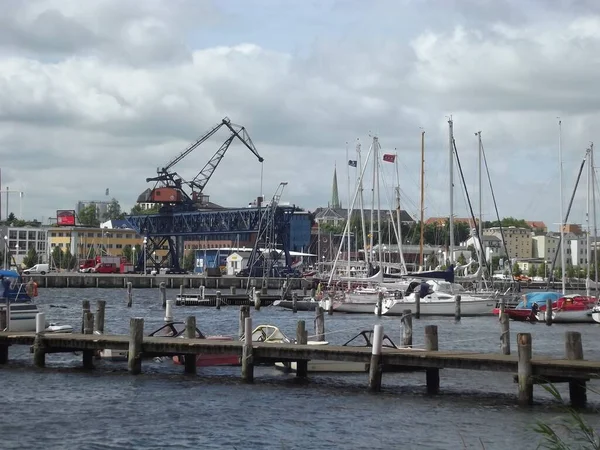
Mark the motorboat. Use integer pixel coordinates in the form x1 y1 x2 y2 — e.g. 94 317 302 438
492 292 561 322
0 270 40 332
535 295 597 324
591 305 600 323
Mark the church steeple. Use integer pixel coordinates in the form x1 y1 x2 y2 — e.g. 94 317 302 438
331 164 341 209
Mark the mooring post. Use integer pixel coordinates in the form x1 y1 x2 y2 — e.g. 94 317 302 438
565 331 586 407
128 318 144 375
401 309 413 348
292 292 298 313
164 300 174 323
0 334 7 364
500 312 510 355
0 309 6 331
200 285 205 300
310 288 316 299
302 280 308 297
184 316 197 375
216 291 222 310
230 285 236 295
326 297 333 315
414 292 421 319
424 325 439 394
241 317 254 382
95 300 106 334
296 320 308 377
517 332 533 406
368 324 384 392
315 306 325 341
179 284 185 300
261 281 268 296
33 312 46 368
83 312 94 369
454 295 461 322
81 300 90 333
376 291 383 318
126 282 133 308
545 298 553 326
239 305 250 339
159 282 167 309
499 297 506 319
254 291 261 311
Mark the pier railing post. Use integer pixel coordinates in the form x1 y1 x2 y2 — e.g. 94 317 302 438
368 324 384 392
517 332 533 406
128 318 144 375
241 317 254 382
33 312 46 368
83 312 94 369
315 306 325 341
95 300 106 334
414 293 421 319
424 325 439 394
126 282 133 307
545 298 553 326
159 282 167 309
565 331 586 407
184 316 197 375
454 295 461 322
401 309 413 348
500 312 510 355
296 320 308 377
239 306 250 339
81 300 90 333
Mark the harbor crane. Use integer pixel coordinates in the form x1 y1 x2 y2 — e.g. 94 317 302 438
137 117 264 211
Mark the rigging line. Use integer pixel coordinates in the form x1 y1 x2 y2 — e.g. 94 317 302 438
480 141 514 278
545 152 587 289
452 137 490 276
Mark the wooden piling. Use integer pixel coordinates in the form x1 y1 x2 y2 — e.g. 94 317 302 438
545 298 553 326
81 300 90 333
179 284 185 300
230 285 237 295
0 335 7 364
33 333 45 368
126 282 133 307
424 325 439 394
315 306 325 341
95 300 106 334
327 298 333 315
454 295 461 322
128 318 144 375
241 317 254 382
254 291 261 311
302 280 308 296
500 312 510 355
517 332 533 406
200 285 205 300
82 312 94 369
216 291 222 310
261 283 268 296
368 324 384 392
296 320 308 377
499 297 506 317
239 305 250 339
415 292 421 319
401 309 413 348
565 331 586 407
310 288 316 299
184 316 197 375
376 291 383 318
159 282 167 309
292 292 298 313
0 309 6 331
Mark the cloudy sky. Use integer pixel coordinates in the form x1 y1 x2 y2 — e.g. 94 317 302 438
1 0 599 231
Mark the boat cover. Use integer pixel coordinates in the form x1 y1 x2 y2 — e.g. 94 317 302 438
516 291 561 309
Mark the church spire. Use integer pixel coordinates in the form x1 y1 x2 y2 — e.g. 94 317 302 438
331 164 341 209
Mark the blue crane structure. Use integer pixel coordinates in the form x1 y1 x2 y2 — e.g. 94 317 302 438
126 117 297 274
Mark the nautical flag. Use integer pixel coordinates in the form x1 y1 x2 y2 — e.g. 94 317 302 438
383 154 396 163
348 160 357 167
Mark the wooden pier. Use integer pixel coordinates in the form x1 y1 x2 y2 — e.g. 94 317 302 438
1 317 599 407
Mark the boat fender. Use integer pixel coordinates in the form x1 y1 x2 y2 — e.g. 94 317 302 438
33 282 38 297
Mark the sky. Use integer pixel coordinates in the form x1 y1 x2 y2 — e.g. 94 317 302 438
1 0 600 231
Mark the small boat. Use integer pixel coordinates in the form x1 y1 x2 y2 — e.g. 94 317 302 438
493 292 561 322
0 270 40 332
536 295 597 324
591 305 600 323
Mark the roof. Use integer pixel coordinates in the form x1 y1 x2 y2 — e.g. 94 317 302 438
100 219 132 229
314 207 414 223
426 217 478 227
526 221 547 229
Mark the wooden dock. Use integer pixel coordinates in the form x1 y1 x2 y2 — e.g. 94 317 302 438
1 315 599 407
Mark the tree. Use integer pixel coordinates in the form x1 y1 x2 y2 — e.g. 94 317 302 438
122 245 133 263
104 198 125 221
129 204 160 215
183 250 196 272
457 253 467 266
51 246 63 269
566 264 576 279
78 204 100 227
527 264 537 278
537 262 547 278
513 264 522 276
22 247 39 268
63 248 76 270
6 212 16 224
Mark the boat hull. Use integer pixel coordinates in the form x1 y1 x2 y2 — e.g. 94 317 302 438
275 360 369 373
537 309 595 324
274 300 319 311
333 302 376 314
0 302 39 332
382 298 495 316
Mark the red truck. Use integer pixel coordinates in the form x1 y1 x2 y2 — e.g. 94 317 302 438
79 256 134 274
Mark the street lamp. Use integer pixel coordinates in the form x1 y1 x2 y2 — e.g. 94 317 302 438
3 236 7 269
143 237 147 275
132 245 136 266
14 244 18 268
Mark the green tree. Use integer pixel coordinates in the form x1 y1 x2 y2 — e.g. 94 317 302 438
491 256 501 273
104 198 125 220
129 204 160 215
527 264 537 278
457 253 467 266
183 250 195 272
22 247 39 268
51 246 63 269
78 204 100 227
537 262 547 278
122 245 133 263
513 263 522 276
6 212 16 224
63 248 76 270
566 264 576 279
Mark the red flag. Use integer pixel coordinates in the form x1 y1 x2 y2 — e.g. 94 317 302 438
383 154 396 163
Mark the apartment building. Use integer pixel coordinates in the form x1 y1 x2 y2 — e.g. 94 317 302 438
483 226 532 259
0 225 48 266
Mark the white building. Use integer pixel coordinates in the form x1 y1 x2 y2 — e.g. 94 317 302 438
226 251 251 275
462 234 505 261
0 225 48 267
76 200 111 221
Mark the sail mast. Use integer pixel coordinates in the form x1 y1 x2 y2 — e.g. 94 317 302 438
587 146 591 297
558 119 566 295
394 149 407 273
419 130 425 268
448 117 455 265
592 143 598 298
477 131 483 289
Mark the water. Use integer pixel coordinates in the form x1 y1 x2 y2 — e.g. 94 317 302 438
2 287 600 449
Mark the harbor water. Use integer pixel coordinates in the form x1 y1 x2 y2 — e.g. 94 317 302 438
2 288 600 449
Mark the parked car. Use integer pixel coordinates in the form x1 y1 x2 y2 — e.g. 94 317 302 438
23 263 50 275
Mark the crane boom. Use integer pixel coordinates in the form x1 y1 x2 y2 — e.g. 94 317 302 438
189 135 236 192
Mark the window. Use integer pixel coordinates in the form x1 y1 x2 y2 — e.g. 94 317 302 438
87 232 94 238
18 231 26 240
116 233 122 239
28 231 36 240
9 230 17 239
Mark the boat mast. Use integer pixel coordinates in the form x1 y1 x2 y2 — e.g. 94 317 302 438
375 137 383 267
558 118 566 295
587 146 591 297
592 143 598 298
419 130 425 268
394 150 407 273
477 131 483 289
448 117 455 265
369 138 376 267
357 140 368 268
346 141 351 283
